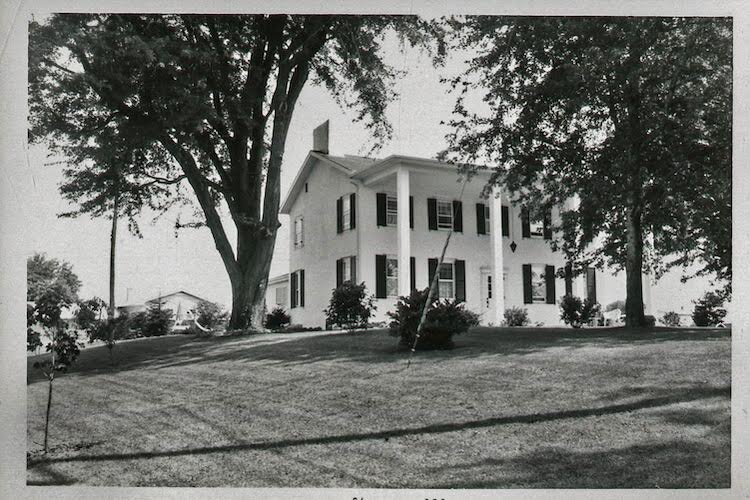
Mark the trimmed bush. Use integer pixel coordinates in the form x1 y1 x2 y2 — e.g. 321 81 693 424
388 288 479 350
644 315 656 327
130 306 174 337
504 307 530 327
324 281 376 331
661 311 681 327
692 291 727 327
195 300 228 330
265 307 291 331
559 295 600 328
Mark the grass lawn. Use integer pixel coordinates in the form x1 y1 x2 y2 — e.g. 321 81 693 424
26 326 730 488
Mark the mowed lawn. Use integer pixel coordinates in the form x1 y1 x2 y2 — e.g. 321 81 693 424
27 326 730 488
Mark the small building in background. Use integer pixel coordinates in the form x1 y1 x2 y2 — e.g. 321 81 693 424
117 290 209 331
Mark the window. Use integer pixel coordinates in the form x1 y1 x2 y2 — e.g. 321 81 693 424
530 264 547 303
529 218 544 238
342 195 351 230
386 194 398 226
291 269 305 308
484 205 491 234
437 200 453 230
386 256 398 297
275 286 287 306
294 216 304 248
438 262 455 299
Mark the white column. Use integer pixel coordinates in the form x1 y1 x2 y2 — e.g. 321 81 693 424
576 273 587 299
397 167 411 297
643 231 654 315
489 187 505 324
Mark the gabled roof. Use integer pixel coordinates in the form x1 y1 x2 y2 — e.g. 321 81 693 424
280 151 486 214
144 290 208 304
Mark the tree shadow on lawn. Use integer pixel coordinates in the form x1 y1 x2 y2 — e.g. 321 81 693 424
28 383 729 471
27 326 730 384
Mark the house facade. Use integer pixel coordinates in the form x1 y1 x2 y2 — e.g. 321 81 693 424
277 122 600 329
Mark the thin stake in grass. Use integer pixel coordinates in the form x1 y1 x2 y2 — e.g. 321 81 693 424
407 177 468 367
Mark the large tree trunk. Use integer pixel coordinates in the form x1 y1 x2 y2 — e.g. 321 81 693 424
624 201 646 327
228 232 276 330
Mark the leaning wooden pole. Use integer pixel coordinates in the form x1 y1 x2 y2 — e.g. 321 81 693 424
407 178 468 367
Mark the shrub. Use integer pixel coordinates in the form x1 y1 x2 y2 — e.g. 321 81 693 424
661 311 681 327
131 306 174 337
644 315 656 327
279 324 323 333
388 288 479 350
265 307 291 331
605 299 626 312
504 307 530 327
559 295 600 328
324 281 376 331
87 314 135 343
692 291 727 327
194 300 228 330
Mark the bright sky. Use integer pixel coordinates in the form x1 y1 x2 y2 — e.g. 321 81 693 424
23 36 467 308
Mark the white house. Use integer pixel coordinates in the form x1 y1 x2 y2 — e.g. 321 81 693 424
116 290 208 330
275 121 603 329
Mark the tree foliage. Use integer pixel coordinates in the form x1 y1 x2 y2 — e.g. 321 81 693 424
443 17 731 325
29 14 444 330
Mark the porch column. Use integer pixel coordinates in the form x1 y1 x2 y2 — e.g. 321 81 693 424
643 231 654 315
397 167 411 297
566 195 587 299
489 187 505 324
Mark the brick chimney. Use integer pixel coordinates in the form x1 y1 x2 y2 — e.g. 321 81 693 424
312 120 329 154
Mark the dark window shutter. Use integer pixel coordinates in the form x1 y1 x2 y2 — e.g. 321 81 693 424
427 198 437 230
521 208 531 238
351 256 357 284
410 256 416 292
299 270 305 307
336 258 343 287
375 254 387 298
545 265 556 304
564 263 573 296
350 193 356 230
453 200 463 232
502 206 510 237
455 259 466 302
290 271 298 309
428 258 438 297
543 209 552 240
522 264 533 304
336 197 343 234
409 196 414 229
476 203 486 235
586 267 597 303
376 193 387 226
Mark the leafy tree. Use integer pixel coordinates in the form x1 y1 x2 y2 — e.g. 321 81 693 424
27 254 83 452
692 291 727 326
74 296 106 330
130 306 174 337
324 281 376 332
443 17 731 327
29 14 444 330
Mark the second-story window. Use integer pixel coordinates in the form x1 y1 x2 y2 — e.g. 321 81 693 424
386 195 398 226
342 195 351 231
294 216 304 248
437 200 453 230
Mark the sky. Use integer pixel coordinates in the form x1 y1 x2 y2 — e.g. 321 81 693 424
22 33 468 308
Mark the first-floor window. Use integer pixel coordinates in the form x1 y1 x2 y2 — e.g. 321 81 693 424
438 262 455 299
437 200 453 230
386 256 398 296
294 216 304 247
291 269 305 308
530 264 547 302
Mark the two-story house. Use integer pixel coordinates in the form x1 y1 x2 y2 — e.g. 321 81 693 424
271 121 600 328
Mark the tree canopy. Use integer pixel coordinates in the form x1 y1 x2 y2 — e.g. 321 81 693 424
443 16 731 324
29 14 444 329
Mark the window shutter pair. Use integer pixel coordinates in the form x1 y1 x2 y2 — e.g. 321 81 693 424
521 264 556 304
521 207 552 239
586 267 597 303
336 257 357 287
290 270 305 308
375 255 416 298
426 258 465 301
376 193 413 228
336 193 356 233
427 198 463 232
